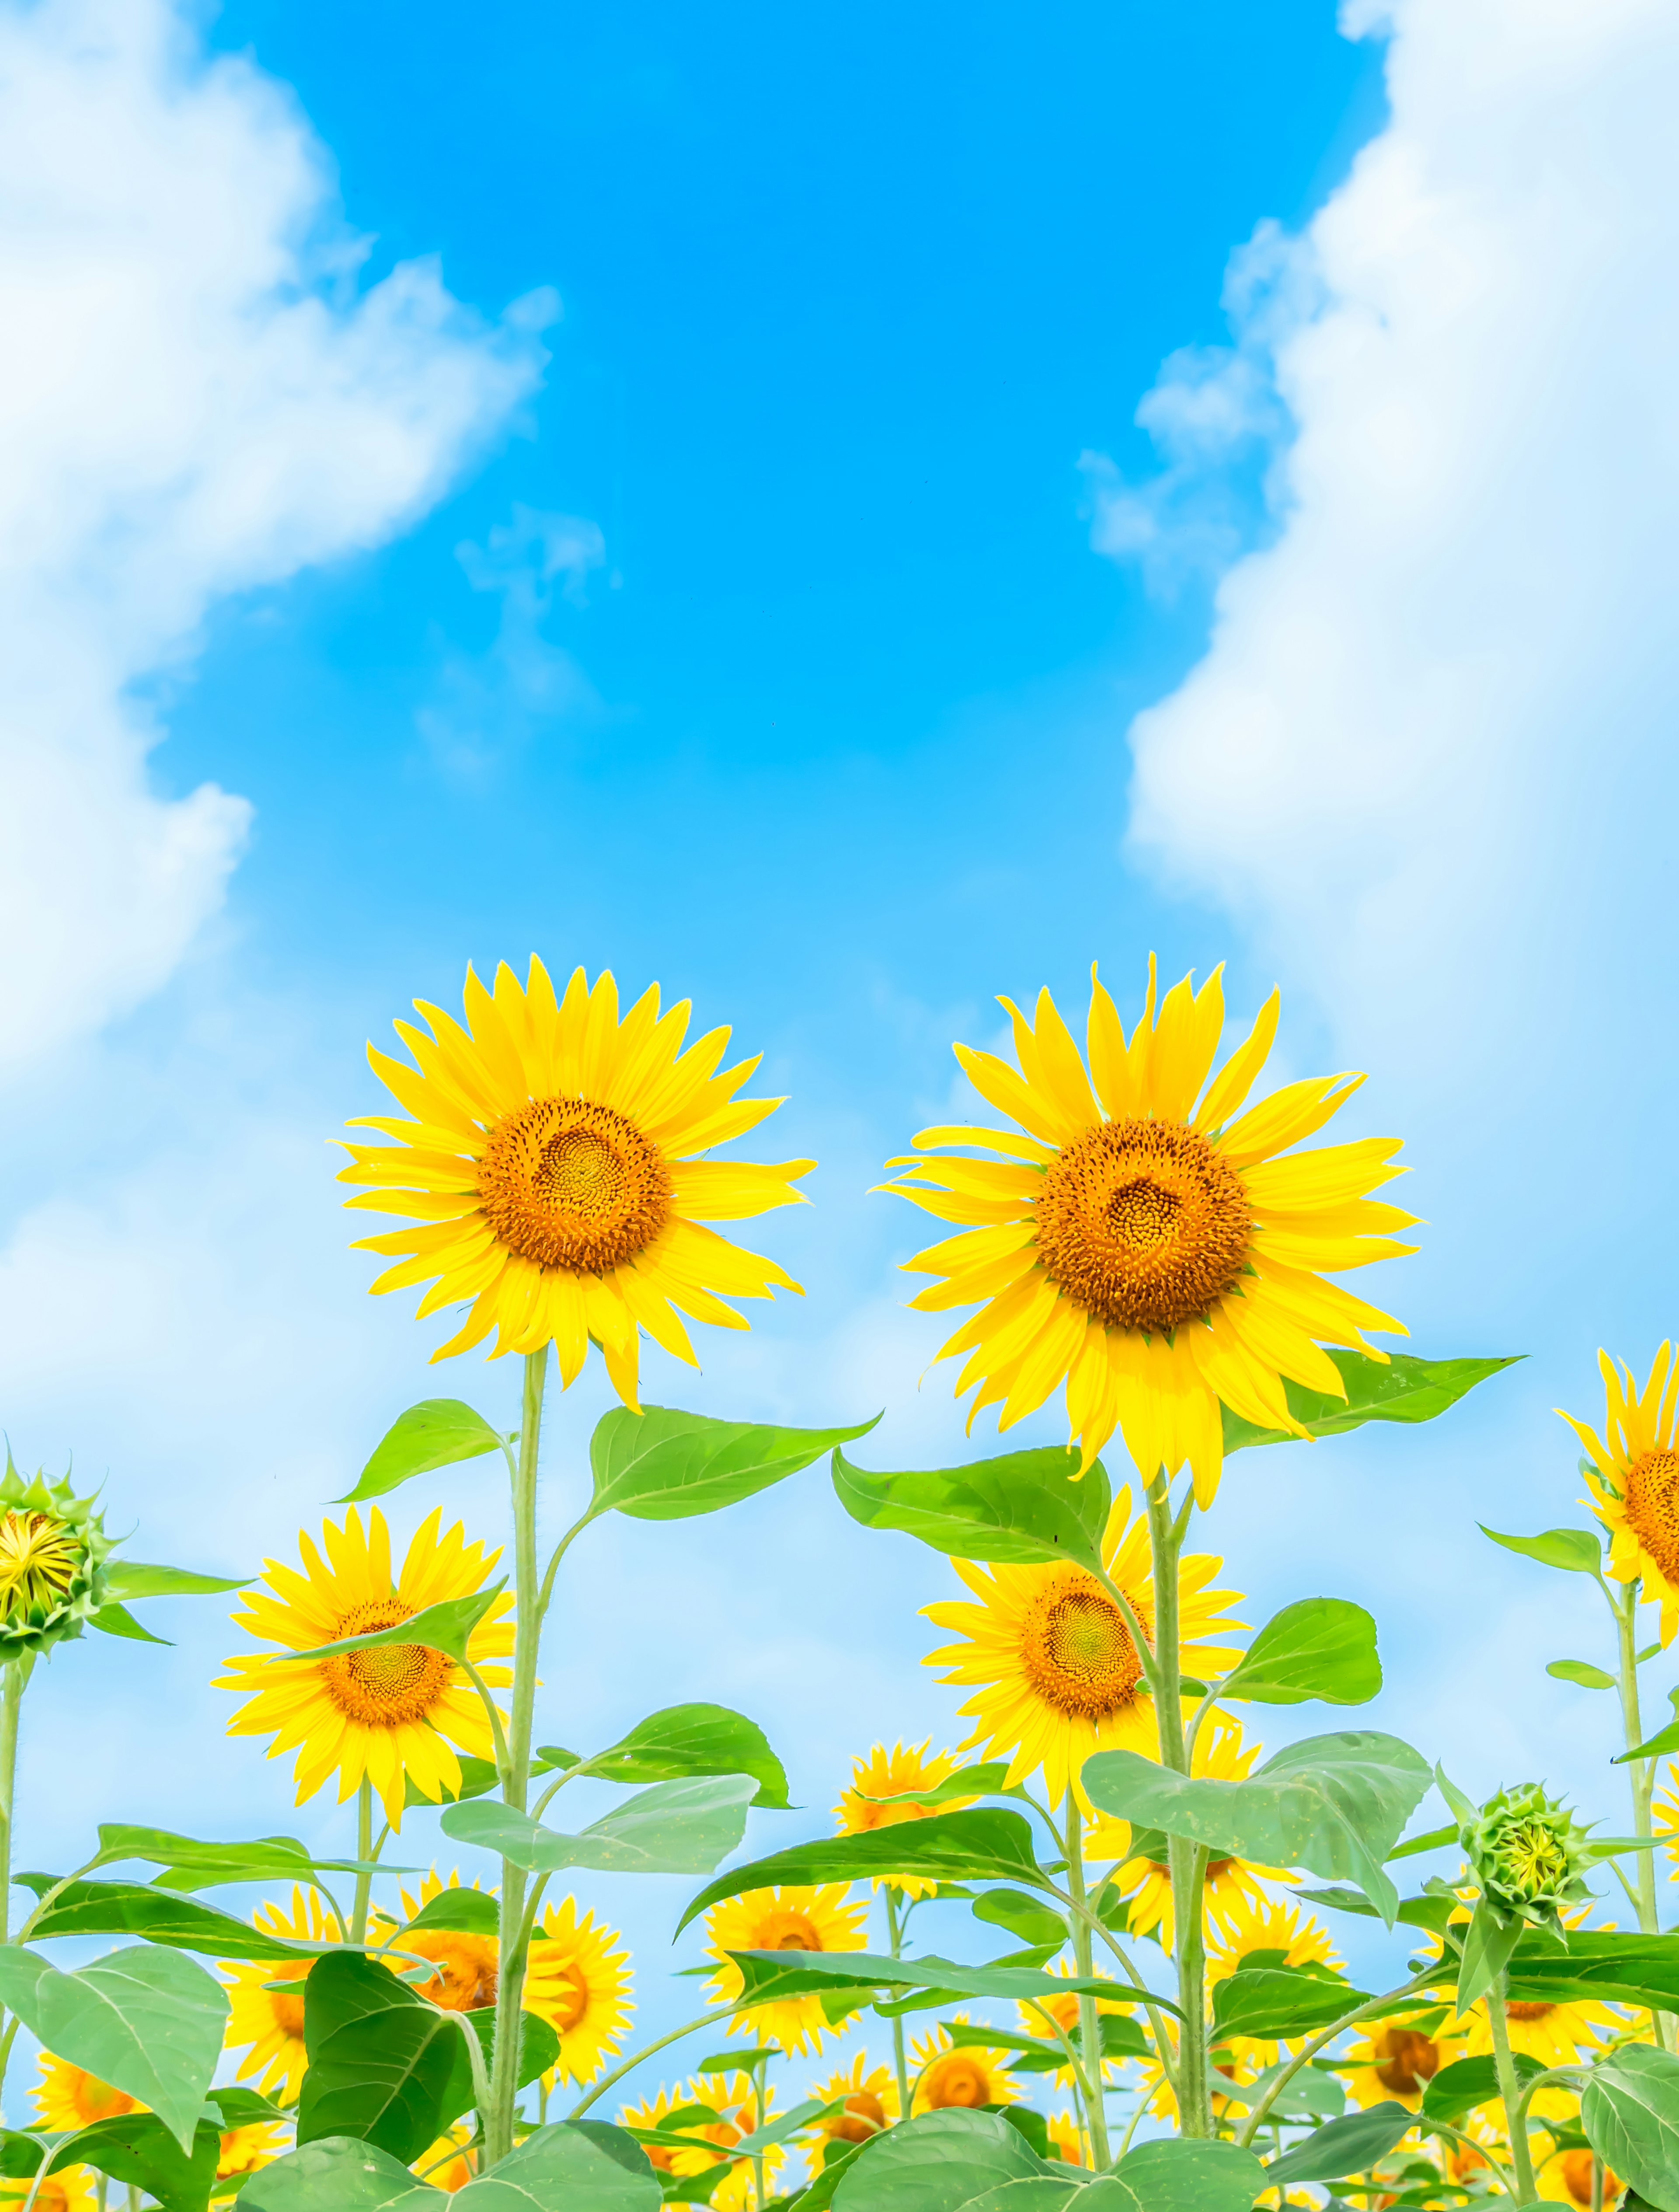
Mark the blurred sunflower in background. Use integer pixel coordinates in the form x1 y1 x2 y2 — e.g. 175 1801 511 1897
706 1883 868 2055
222 1887 341 2102
1654 1763 1679 1865
804 2053 898 2174
1561 1344 1679 1642
834 1741 970 1896
0 2169 96 2211
1013 1961 1132 2086
31 2054 143 2131
1046 2114 1087 2167
411 2126 477 2192
370 1869 499 2013
1207 1893 1341 2070
340 959 812 1398
1341 2013 1461 2110
525 1893 634 2085
213 2124 285 2202
217 1507 512 1827
909 2020 1019 2114
679 2072 785 2212
1539 2144 1624 2210
923 1488 1242 1808
879 958 1413 1501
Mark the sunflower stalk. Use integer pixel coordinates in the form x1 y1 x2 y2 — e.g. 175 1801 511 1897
350 1778 374 1947
1610 1577 1672 2050
1233 1964 1439 2146
1144 1472 1212 2139
883 1888 912 2121
1062 1802 1113 2168
1486 1975 1538 2203
0 1656 24 1947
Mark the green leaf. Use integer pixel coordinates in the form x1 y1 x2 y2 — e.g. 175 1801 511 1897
1546 1660 1617 1689
676 1809 1049 1932
857 1762 1013 1810
102 1561 251 1599
952 2181 1081 2212
723 1948 1167 2013
1087 2140 1268 2212
26 1879 319 1958
580 1704 791 1809
94 1825 405 1889
1582 2048 1679 2212
207 2087 290 2128
1211 1964 1370 2040
237 2137 440 2209
296 1953 456 2163
443 1774 756 1874
589 1405 879 1523
1615 1688 1679 1763
0 1942 229 2153
438 2007 561 2132
1295 1887 1454 1935
831 1446 1110 1573
69 2112 223 2212
88 1601 174 1643
1262 2102 1415 2186
1422 2054 1544 2125
533 1748 582 1772
1222 1353 1519 1452
1217 1599 1382 1707
1454 1897 1523 2013
341 1399 505 1504
971 1890 1069 1949
1386 1821 1458 1862
402 1887 502 1937
284 1584 505 1668
1082 1731 1432 1925
0 2135 41 2181
1506 1929 1679 2011
406 1756 501 1810
1216 2061 1346 2120
974 2013 1150 2070
456 2121 662 2209
1480 1525 1604 1574
830 2109 1045 2212
797 2138 870 2212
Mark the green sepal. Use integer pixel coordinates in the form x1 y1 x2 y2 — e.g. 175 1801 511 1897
0 1458 116 1660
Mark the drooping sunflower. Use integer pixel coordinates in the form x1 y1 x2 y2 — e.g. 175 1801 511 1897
1013 1961 1132 2086
1341 2013 1462 2111
1560 1346 1679 1643
525 1892 634 2085
1207 1892 1342 2069
879 959 1413 1502
339 960 813 1398
705 1884 869 2056
217 1507 513 1828
834 1741 971 1898
805 2052 899 2170
32 2054 144 2131
222 1886 342 2102
909 2019 1019 2114
922 1487 1244 1809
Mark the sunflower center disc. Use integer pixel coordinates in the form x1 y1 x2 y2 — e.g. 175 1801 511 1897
927 2057 989 2109
319 1596 454 1726
1375 2029 1440 2095
1504 2001 1556 2023
547 1960 592 2031
408 1930 500 2012
478 1095 672 1273
0 1509 79 1621
1020 1574 1147 1719
1623 1448 1679 1586
1032 1117 1252 1333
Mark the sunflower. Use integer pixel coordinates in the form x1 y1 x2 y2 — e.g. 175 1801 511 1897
677 2072 786 2212
834 1741 971 1897
370 1869 501 2013
1013 1961 1132 2086
525 1892 634 2084
222 1886 342 2102
1463 1990 1622 2068
1341 2013 1463 2111
339 960 812 1398
31 2053 144 2130
1046 2114 1087 2167
909 2019 1020 2114
214 2124 285 2200
705 1883 869 2056
878 958 1413 1503
618 2084 694 2179
412 2125 477 2192
1087 1711 1291 1944
1540 2146 1624 2209
923 1487 1243 1809
0 2170 95 2211
1561 1346 1679 1643
1207 1892 1342 2068
805 2052 899 2164
217 1507 513 1828
1655 1764 1679 1867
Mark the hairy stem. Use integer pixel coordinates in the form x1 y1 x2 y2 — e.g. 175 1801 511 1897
1144 1475 1209 2139
1487 1975 1537 2204
1064 1802 1113 2170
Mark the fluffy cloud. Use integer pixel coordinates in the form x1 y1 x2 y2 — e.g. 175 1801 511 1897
0 0 549 1073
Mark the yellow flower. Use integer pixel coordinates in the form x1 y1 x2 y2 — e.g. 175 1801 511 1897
834 1741 970 1897
1561 1345 1679 1643
369 1870 501 2013
675 2072 785 2212
1046 2113 1087 2167
1463 1991 1622 2068
804 2053 898 2178
412 2126 477 2192
214 2124 285 2199
1540 2145 1624 2209
1012 1961 1132 2086
525 1892 634 2085
31 2053 144 2130
1341 2013 1463 2110
922 1488 1243 1809
0 2169 96 2211
340 959 812 1396
909 2019 1019 2114
1207 1891 1342 2068
222 1886 341 2102
617 2083 693 2179
217 1507 512 1828
705 1884 869 2055
879 958 1412 1502
1137 2022 1254 2124
1655 1763 1679 1867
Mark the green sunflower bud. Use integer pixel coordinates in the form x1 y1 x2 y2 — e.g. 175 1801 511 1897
1460 1781 1594 1927
0 1458 113 1661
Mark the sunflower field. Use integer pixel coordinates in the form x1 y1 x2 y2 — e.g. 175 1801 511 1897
0 955 1676 2212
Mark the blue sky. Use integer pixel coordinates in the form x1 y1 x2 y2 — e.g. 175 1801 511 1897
0 0 1676 2130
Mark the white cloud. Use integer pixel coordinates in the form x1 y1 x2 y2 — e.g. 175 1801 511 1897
0 0 550 1074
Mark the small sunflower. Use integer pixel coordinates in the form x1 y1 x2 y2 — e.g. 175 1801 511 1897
909 2018 1020 2114
222 1886 342 2102
413 2126 477 2192
1207 1892 1342 2068
1463 1990 1621 2068
1561 1346 1679 1643
217 1507 512 1828
617 2084 693 2180
804 2053 898 2176
879 958 1413 1502
834 1741 971 1897
678 2072 786 2212
0 2170 96 2211
1013 1961 1132 2086
32 2054 145 2131
370 1870 500 2013
705 1883 869 2056
525 1892 634 2085
1341 2013 1462 2111
923 1487 1243 1810
1540 2146 1624 2210
1046 2113 1087 2167
340 960 812 1398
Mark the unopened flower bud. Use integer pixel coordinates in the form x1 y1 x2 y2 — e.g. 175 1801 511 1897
0 1460 112 1660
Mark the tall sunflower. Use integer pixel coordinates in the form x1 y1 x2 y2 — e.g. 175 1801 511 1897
1560 1345 1679 1643
222 1887 341 2103
705 1884 869 2055
526 1893 634 2086
834 1741 970 1897
879 959 1413 1501
922 1487 1243 1809
908 2020 1019 2114
217 1507 512 1828
339 960 812 1399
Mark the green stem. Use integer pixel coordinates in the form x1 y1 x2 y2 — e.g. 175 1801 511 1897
1064 1802 1113 2170
1236 1971 1437 2145
1613 1580 1671 2048
0 1657 26 1946
884 1889 911 2120
350 1778 374 1946
487 1347 549 2164
1487 1975 1537 2204
565 2005 737 2121
1143 1474 1209 2139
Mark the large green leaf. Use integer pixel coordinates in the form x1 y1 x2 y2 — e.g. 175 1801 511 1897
26 1878 319 1958
238 2137 441 2210
456 2121 662 2209
443 1773 756 1874
403 1887 502 1937
579 1704 791 1809
1295 1886 1454 1935
1422 2054 1544 2125
1210 1964 1369 2040
341 1399 505 1504
1082 1731 1431 1924
970 1890 1068 1949
677 1809 1048 1931
589 1405 878 1523
102 1561 251 1598
0 1942 228 2152
857 1762 1013 1810
1582 2048 1679 2212
1217 1599 1382 1707
1221 1352 1518 1452
296 1953 457 2163
1506 1929 1679 2011
1262 2102 1415 2185
952 2182 1081 2212
68 2113 223 2212
725 1947 1153 2012
831 2109 1045 2212
1480 1525 1604 1575
284 1584 505 1668
831 1446 1110 1573
1085 2139 1267 2212
94 1824 402 1890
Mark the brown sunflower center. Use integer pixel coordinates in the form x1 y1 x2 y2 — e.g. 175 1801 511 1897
1560 2150 1620 2209
1504 2001 1555 2023
830 2091 888 2144
1375 2029 1442 2095
319 1597 454 1727
1020 1572 1149 1720
478 1096 672 1273
406 1929 500 2013
755 1910 822 1951
1623 1449 1679 1587
1033 1118 1252 1333
926 2055 991 2109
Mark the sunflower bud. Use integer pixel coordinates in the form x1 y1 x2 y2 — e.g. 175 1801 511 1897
1460 1782 1594 1927
0 1460 113 1661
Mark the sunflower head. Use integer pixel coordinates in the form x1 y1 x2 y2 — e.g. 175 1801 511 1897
834 1741 968 1897
909 2019 1018 2114
1460 1783 1594 1928
524 1893 634 2086
1561 1345 1679 1642
0 1460 113 1662
705 1884 869 2056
